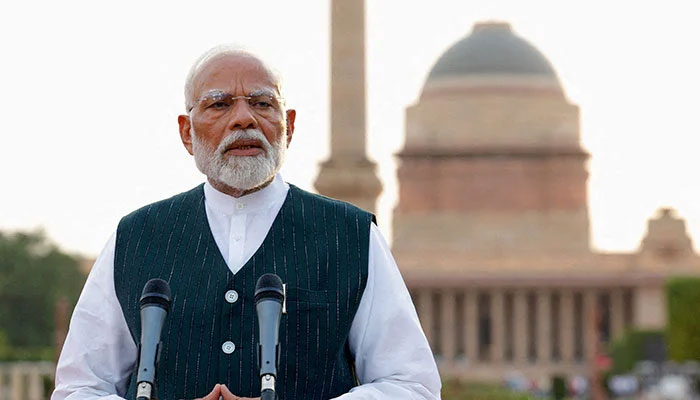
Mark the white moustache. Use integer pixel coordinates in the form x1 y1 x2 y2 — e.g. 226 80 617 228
217 129 271 155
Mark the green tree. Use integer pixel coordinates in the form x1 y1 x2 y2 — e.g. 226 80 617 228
0 230 86 359
667 277 700 361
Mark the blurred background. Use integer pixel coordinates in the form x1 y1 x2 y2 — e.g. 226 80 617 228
2 0 700 399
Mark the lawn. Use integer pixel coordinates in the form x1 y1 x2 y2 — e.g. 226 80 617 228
441 380 537 400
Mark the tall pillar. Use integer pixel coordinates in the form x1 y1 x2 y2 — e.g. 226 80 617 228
632 286 666 329
584 290 607 400
464 291 479 363
559 290 575 363
610 289 625 341
315 0 382 212
513 290 528 363
417 289 434 347
441 291 457 364
583 290 599 362
536 289 552 363
490 290 505 363
11 364 23 400
28 364 43 400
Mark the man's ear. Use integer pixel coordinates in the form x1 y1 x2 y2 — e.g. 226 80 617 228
285 109 296 147
178 114 194 155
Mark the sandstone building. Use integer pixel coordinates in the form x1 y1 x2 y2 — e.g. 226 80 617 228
392 22 700 382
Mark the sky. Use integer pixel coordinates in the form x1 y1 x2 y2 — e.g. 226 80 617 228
1 0 700 257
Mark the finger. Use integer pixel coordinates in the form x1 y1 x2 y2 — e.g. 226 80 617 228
198 384 222 400
219 384 238 400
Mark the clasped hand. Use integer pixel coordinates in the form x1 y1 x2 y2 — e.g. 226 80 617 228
190 383 260 400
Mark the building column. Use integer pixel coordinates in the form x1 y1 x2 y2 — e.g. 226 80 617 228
28 364 43 400
536 289 552 363
559 290 575 363
610 289 626 341
513 290 528 363
584 290 608 400
583 290 599 363
632 286 667 329
440 290 457 364
464 291 479 363
11 364 23 400
417 289 434 347
490 290 505 363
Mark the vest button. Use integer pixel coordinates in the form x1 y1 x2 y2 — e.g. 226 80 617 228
222 341 236 354
225 290 239 304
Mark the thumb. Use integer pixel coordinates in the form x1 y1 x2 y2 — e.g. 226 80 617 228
219 384 238 400
197 383 222 400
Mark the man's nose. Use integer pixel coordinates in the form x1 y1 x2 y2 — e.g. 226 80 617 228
227 100 258 131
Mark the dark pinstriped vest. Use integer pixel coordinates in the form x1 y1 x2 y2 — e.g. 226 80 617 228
113 184 374 400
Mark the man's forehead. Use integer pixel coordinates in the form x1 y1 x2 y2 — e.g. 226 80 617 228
193 54 280 96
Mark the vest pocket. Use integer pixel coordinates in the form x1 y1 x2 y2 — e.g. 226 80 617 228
285 287 336 311
278 287 338 397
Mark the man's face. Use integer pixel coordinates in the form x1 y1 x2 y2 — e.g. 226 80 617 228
178 54 296 193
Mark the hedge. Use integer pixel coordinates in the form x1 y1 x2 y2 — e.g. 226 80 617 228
608 329 665 374
667 277 700 361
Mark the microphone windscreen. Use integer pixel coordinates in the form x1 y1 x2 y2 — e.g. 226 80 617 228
140 278 171 310
255 274 284 304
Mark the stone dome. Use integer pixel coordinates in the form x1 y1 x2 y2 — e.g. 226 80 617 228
406 21 580 153
424 22 562 92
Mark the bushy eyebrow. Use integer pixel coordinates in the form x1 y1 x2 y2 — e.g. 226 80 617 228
200 89 227 98
199 87 277 99
248 88 277 97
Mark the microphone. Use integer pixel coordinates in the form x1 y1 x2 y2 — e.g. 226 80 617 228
255 274 284 400
136 279 171 400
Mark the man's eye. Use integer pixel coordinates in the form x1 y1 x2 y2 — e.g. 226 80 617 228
252 101 272 108
209 101 230 109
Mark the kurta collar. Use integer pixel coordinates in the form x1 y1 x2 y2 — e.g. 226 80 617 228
203 173 289 215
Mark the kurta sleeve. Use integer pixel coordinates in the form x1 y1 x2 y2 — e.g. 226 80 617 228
333 224 442 399
52 232 137 400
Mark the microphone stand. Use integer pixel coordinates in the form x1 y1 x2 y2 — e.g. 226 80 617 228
261 374 276 400
255 274 285 400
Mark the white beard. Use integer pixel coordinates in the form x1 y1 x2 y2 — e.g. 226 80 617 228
191 128 286 191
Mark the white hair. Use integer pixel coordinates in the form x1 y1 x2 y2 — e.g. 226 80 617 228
191 127 287 191
184 45 285 112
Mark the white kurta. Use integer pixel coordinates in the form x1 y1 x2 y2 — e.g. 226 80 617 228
52 174 441 400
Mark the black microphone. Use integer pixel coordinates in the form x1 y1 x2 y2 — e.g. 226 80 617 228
255 274 284 400
136 278 171 400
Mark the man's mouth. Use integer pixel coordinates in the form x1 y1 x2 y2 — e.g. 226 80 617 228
224 139 265 156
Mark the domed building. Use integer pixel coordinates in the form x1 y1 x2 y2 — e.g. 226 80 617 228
393 22 700 382
396 21 587 258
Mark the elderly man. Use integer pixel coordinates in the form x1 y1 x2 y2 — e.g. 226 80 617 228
53 47 441 400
